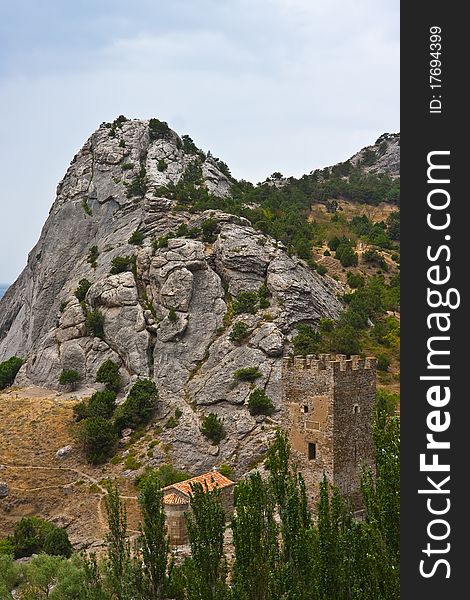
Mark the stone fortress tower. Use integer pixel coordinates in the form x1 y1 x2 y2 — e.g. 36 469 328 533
282 353 377 505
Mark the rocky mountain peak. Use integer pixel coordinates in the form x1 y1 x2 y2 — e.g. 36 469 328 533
348 132 400 178
0 116 346 475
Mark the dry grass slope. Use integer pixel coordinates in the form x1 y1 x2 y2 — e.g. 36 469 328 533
0 387 141 550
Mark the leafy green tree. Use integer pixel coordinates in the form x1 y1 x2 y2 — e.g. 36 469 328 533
76 417 118 464
264 430 318 600
96 360 122 392
184 483 229 600
88 390 117 420
12 517 72 559
0 537 14 555
200 413 225 445
293 324 322 356
330 324 361 356
44 527 73 558
58 369 81 390
317 478 350 600
0 554 20 598
137 470 169 599
358 391 400 599
79 554 112 600
114 379 158 432
137 464 192 489
346 271 365 289
336 241 358 267
18 553 65 599
0 356 24 389
231 472 279 600
247 388 274 416
103 482 134 600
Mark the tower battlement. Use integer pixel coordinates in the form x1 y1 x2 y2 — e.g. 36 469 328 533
283 354 377 373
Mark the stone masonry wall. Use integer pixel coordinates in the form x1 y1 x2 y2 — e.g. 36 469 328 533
282 354 376 506
331 356 376 505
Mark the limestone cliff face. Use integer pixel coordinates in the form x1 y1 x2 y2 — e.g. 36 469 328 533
348 132 400 178
0 118 344 474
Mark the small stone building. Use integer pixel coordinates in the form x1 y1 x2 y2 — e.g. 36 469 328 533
163 469 235 546
283 353 377 506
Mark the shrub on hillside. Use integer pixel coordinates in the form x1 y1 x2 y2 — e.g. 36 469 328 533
114 379 158 432
96 359 121 392
73 400 89 422
87 245 99 268
43 526 73 558
233 291 258 315
336 242 358 267
85 310 105 338
76 417 118 464
331 325 361 356
293 325 322 356
229 322 250 342
346 272 365 289
58 369 81 390
247 388 274 416
110 255 134 275
218 464 233 478
377 354 390 372
126 166 147 198
74 278 92 302
137 463 192 489
128 229 145 246
149 118 172 141
200 413 225 445
12 517 72 559
234 367 262 383
157 159 167 172
88 389 117 419
0 357 24 390
201 218 218 243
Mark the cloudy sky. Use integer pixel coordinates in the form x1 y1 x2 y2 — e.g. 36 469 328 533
0 0 399 284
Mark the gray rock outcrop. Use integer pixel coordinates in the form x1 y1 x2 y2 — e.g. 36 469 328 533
0 482 8 498
0 118 344 475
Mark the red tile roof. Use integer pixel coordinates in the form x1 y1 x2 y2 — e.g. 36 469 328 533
163 493 188 505
166 470 234 497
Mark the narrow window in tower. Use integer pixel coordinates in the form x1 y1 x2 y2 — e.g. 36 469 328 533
308 442 316 460
303 405 309 413
353 404 360 414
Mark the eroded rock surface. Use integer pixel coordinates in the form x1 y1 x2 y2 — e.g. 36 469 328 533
0 118 344 475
